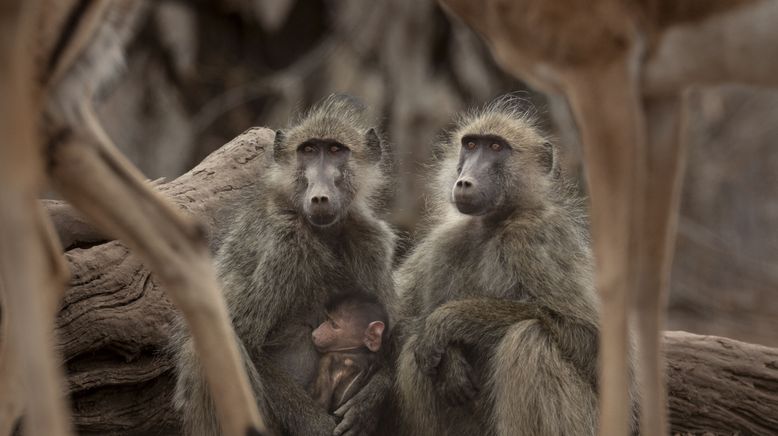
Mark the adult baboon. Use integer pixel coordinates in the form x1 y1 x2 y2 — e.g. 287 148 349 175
172 96 397 436
395 98 633 435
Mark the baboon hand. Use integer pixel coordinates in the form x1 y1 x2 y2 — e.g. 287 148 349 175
435 347 479 406
413 332 446 376
333 395 375 436
333 371 387 436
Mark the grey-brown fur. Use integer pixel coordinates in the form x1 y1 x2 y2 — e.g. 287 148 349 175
394 97 635 435
171 95 397 436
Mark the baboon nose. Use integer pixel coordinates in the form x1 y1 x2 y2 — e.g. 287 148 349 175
311 195 329 204
455 179 473 189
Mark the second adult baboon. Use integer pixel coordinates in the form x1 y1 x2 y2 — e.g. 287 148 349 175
395 97 635 435
172 96 397 436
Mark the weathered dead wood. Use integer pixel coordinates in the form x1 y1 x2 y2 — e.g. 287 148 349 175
53 128 778 435
666 331 778 435
55 127 272 435
42 201 108 250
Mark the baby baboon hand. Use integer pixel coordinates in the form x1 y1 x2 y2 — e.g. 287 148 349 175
435 347 479 406
413 333 446 376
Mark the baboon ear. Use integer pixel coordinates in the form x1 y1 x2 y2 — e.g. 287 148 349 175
364 321 385 352
271 129 286 163
365 128 382 163
539 141 558 177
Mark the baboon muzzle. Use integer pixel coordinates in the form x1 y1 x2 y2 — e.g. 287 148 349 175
305 181 339 226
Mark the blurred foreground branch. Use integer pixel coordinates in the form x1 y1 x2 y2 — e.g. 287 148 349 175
49 129 777 435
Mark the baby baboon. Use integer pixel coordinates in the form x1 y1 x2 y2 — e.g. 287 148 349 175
309 293 388 413
394 97 634 435
172 95 397 436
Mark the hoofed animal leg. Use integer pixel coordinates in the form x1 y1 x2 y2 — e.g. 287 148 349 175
563 55 646 436
0 0 72 434
46 106 267 436
633 95 687 435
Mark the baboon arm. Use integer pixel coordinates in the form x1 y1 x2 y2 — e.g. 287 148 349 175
424 298 538 344
412 298 529 373
415 298 597 380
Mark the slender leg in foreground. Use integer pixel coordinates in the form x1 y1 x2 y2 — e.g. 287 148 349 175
633 96 687 435
0 0 73 434
564 55 646 436
47 106 267 435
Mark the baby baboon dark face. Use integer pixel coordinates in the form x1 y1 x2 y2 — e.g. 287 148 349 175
312 303 385 353
296 139 354 227
453 134 512 215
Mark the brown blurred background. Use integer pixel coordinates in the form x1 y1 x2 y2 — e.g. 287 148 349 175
96 0 777 347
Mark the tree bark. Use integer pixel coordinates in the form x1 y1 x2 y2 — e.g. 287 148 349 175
45 128 778 435
53 127 272 435
666 331 778 435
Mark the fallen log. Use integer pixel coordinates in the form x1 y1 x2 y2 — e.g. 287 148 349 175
48 128 778 435
666 331 778 435
55 127 272 435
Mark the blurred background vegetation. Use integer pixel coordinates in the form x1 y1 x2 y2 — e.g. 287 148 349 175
96 0 777 347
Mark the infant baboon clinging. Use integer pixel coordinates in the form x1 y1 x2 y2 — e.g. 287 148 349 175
171 95 397 436
309 293 388 413
395 97 636 435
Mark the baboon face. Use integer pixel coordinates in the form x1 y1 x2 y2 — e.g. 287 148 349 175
296 139 355 227
312 305 385 353
453 134 513 215
269 95 385 228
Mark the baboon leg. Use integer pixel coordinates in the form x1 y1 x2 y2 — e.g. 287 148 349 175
174 337 226 435
175 336 269 436
47 107 266 436
490 321 597 436
396 334 482 436
397 335 445 435
633 96 686 435
0 0 73 434
563 54 646 436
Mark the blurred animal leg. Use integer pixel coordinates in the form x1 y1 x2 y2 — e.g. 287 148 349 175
0 0 73 434
633 95 686 435
46 105 266 436
0 282 24 436
563 56 646 436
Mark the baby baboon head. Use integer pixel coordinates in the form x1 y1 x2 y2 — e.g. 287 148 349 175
439 96 557 216
268 95 387 227
312 293 388 353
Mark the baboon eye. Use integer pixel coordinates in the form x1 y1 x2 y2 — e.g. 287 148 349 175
490 143 503 151
302 145 315 154
465 141 476 150
329 145 342 153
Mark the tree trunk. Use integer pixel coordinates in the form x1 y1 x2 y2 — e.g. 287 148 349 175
44 128 778 435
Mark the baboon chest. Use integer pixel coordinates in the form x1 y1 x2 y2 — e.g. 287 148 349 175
260 230 386 383
420 233 522 314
